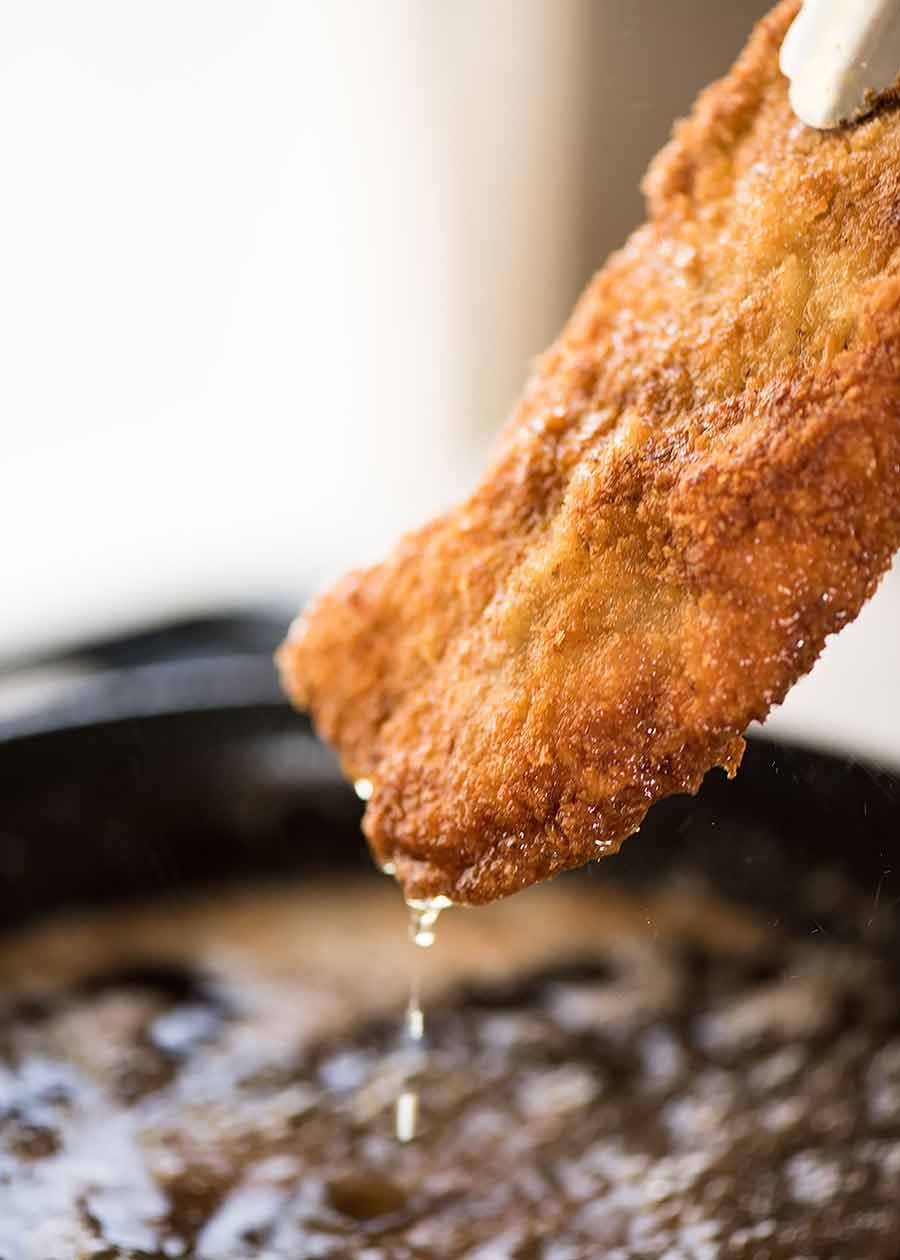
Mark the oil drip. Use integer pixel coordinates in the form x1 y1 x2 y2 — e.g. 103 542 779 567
394 895 452 1142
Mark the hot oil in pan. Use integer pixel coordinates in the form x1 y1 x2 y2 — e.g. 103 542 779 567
4 877 900 1256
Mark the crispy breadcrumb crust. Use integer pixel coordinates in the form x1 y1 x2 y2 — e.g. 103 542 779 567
279 0 900 903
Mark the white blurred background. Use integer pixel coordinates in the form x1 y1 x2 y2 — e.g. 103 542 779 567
1 0 897 766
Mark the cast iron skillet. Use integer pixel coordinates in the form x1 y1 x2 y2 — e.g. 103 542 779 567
1 615 897 950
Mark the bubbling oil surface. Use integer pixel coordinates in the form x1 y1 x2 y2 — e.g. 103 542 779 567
5 877 900 1258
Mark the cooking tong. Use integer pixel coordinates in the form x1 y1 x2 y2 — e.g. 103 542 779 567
782 0 900 129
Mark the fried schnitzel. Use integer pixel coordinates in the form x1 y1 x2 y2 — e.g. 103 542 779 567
279 0 900 904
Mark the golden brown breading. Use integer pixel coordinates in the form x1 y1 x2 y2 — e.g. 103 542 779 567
279 0 900 904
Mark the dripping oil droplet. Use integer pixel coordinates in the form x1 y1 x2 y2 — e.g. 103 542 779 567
407 896 451 949
394 896 452 1142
